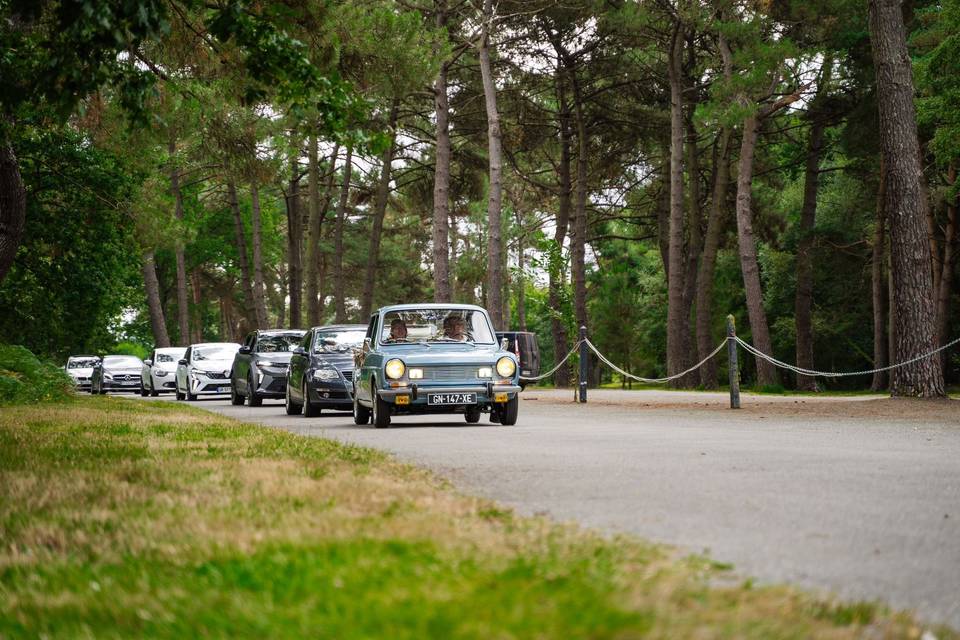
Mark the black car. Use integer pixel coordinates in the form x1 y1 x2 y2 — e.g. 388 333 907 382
90 355 144 394
286 324 366 417
230 329 306 406
496 331 540 388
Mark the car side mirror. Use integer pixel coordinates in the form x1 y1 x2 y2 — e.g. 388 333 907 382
363 337 372 352
500 337 509 350
143 359 153 367
238 345 252 355
293 346 306 356
178 358 188 366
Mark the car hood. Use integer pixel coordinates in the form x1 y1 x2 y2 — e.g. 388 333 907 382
68 368 94 377
312 351 356 369
255 352 294 365
377 345 508 367
104 367 142 375
191 360 234 372
153 363 178 372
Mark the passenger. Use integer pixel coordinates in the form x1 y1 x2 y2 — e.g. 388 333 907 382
388 318 408 341
443 316 469 341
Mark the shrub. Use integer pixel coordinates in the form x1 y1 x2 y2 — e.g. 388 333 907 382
0 344 75 405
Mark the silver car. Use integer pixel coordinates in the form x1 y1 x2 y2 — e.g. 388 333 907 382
140 347 186 396
65 355 98 391
175 342 241 401
91 355 144 394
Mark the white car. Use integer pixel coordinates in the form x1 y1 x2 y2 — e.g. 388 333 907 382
175 342 241 401
65 355 98 391
140 347 186 396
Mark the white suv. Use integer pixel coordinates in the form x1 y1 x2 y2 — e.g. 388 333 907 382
175 342 240 401
141 347 186 396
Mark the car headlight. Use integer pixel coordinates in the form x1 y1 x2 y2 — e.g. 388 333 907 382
496 357 516 378
313 368 339 381
385 359 405 379
103 372 113 380
257 361 283 368
155 370 168 377
478 367 493 378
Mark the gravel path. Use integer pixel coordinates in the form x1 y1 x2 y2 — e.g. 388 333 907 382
140 390 960 629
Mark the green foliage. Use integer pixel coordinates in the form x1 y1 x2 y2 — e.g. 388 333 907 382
0 344 74 405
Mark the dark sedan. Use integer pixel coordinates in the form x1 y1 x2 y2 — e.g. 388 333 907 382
230 329 306 406
285 324 366 416
91 355 144 394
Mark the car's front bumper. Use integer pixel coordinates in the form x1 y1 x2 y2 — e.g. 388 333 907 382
189 377 233 395
253 367 288 398
307 377 352 407
378 383 521 406
71 377 92 390
101 379 142 392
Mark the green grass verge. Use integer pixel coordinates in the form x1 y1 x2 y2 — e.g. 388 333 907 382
0 396 952 639
0 344 74 405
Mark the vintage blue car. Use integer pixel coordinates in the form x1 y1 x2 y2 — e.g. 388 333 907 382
352 304 522 428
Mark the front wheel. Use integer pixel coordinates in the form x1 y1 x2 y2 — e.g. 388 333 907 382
284 382 302 415
186 383 198 401
139 381 148 397
230 381 244 405
175 382 184 401
371 385 390 429
499 395 519 426
247 374 263 407
353 387 370 425
149 377 159 397
302 382 321 417
465 406 481 424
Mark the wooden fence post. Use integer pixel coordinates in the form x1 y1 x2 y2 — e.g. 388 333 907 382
579 325 588 403
727 315 741 409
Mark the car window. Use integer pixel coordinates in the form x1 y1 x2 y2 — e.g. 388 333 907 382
192 346 238 361
314 329 366 353
103 356 142 368
155 353 178 363
379 309 495 344
67 358 98 369
256 334 303 353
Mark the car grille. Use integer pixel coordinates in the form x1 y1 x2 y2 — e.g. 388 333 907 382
340 369 353 382
202 371 229 379
421 366 480 381
112 375 140 382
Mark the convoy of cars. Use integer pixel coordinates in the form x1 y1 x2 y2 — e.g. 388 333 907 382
64 303 538 426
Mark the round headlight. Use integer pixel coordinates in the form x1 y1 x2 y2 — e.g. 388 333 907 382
385 359 405 380
496 357 516 378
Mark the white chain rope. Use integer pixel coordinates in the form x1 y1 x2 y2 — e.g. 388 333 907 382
518 340 585 381
734 334 960 378
585 337 728 384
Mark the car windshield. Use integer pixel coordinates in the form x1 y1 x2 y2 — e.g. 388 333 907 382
155 352 181 363
257 334 304 353
67 358 97 369
379 309 495 344
193 346 237 361
315 329 366 353
103 356 142 368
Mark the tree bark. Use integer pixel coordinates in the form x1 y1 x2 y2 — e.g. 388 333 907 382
0 141 26 284
666 25 688 386
479 0 504 328
548 65 573 387
432 0 452 302
871 159 889 391
695 127 731 389
333 146 353 323
360 102 399 320
190 268 202 343
285 141 302 328
249 181 269 329
794 112 827 391
869 0 944 397
570 66 589 333
936 161 957 372
142 251 171 348
227 180 257 327
735 114 779 387
516 208 527 331
169 140 190 344
306 141 338 326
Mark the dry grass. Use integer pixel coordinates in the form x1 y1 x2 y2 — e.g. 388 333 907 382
0 396 954 639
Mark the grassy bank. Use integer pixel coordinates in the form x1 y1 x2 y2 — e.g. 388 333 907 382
0 396 952 638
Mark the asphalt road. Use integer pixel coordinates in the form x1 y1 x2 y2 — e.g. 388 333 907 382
140 390 960 629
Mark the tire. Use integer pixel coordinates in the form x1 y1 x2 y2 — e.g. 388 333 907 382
149 377 159 397
371 383 390 429
465 406 481 424
230 378 245 405
284 381 302 415
247 374 263 407
499 395 519 426
302 382 321 417
186 383 198 401
175 382 184 401
139 381 148 397
353 386 370 425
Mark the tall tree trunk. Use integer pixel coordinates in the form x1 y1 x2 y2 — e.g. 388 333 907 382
306 141 338 326
432 1 452 302
570 67 589 333
794 113 827 391
479 0 504 328
142 251 171 348
227 180 257 327
0 141 25 284
190 269 202 343
333 146 353 323
871 159 889 391
937 161 957 373
869 0 945 397
249 182 269 328
549 68 573 387
695 127 731 389
169 140 190 343
286 142 302 328
735 114 779 387
666 25 688 386
361 102 399 320
516 208 527 331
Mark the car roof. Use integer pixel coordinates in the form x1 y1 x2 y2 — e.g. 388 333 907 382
103 354 142 359
68 355 98 359
311 324 367 331
257 329 306 336
377 303 488 314
189 342 240 348
154 347 186 353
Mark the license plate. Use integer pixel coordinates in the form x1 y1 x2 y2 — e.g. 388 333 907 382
219 386 231 393
427 392 476 406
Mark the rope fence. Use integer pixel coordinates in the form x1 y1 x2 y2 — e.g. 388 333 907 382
519 317 958 408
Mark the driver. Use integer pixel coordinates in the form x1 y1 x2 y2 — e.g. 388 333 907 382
389 318 408 341
443 316 469 341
